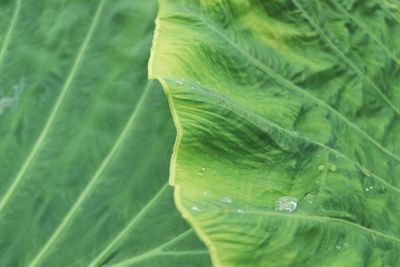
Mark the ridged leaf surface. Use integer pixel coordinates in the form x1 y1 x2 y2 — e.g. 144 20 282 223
150 0 400 266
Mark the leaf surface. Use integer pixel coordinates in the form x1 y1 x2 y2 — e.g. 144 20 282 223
0 0 210 266
150 0 400 266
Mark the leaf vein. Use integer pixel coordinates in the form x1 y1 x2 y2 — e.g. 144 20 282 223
0 0 105 216
0 0 22 68
293 0 400 116
87 182 170 267
181 84 400 194
177 9 400 163
27 79 154 267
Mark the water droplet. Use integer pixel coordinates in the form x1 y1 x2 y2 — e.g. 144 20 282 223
336 244 342 250
318 165 325 171
0 97 14 115
237 209 245 214
365 188 370 192
329 165 337 172
304 194 314 204
201 167 206 171
275 196 298 213
198 171 203 176
221 196 233 204
176 79 184 85
191 206 200 212
361 168 371 177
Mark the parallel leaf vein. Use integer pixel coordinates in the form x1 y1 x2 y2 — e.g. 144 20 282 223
28 79 153 267
0 0 105 215
0 0 22 67
87 182 170 267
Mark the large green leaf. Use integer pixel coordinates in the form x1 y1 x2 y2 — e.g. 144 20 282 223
0 0 210 266
150 0 400 266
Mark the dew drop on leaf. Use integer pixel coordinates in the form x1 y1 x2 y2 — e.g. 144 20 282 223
203 191 211 196
329 165 336 172
275 196 297 213
221 196 233 204
361 167 371 177
318 165 325 171
191 206 201 212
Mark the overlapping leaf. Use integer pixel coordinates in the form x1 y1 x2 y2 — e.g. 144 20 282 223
150 0 400 266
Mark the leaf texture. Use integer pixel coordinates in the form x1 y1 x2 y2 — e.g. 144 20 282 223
150 0 400 266
0 0 210 266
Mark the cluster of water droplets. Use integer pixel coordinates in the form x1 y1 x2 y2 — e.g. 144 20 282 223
176 78 202 88
198 167 207 176
365 186 374 192
317 164 336 173
360 167 375 192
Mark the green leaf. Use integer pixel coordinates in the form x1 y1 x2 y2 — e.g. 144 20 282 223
150 0 400 266
0 0 210 266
